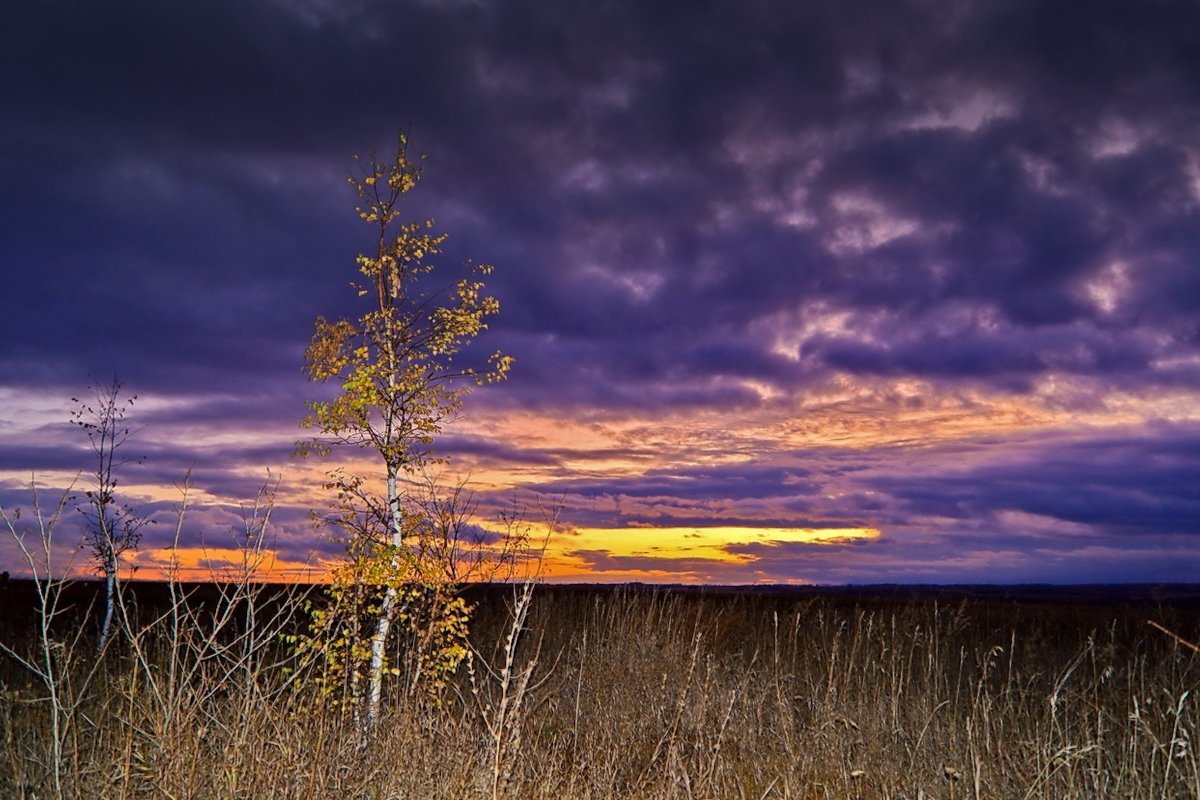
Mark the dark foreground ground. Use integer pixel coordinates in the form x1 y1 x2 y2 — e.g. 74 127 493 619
5 576 1200 612
1 579 1198 798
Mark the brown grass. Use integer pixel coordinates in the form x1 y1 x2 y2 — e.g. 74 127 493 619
1 580 1198 799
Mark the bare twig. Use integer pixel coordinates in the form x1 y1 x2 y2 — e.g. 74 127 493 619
1148 620 1200 655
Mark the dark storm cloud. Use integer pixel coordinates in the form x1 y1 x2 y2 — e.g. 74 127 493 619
430 437 560 468
0 444 92 473
4 0 1199 406
461 0 1200 405
805 313 1159 385
721 535 1200 585
480 423 1200 580
877 425 1200 541
3 0 1200 582
872 424 1200 538
521 463 819 502
487 456 862 531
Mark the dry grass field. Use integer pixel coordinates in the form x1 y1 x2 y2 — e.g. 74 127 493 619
1 580 1198 799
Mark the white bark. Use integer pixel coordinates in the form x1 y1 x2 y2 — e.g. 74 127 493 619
365 465 405 727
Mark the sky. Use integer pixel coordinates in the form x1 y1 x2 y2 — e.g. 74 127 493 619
2 0 1199 584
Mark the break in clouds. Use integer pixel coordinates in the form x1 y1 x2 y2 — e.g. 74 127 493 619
1 0 1199 582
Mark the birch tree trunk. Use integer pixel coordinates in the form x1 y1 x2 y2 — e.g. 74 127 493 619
365 464 405 726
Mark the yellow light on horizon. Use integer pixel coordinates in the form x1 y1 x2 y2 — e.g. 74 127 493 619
560 524 879 558
533 524 881 582
85 524 880 584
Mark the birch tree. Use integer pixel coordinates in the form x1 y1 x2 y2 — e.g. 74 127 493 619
71 378 148 651
300 134 511 727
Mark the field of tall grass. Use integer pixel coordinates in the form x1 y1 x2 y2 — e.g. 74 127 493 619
1 579 1198 799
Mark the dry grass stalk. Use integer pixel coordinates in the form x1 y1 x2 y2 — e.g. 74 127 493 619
2 557 1198 799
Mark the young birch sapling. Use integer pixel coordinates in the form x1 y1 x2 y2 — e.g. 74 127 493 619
71 379 149 651
298 134 512 727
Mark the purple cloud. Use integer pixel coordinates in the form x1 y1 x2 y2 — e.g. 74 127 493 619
3 0 1200 583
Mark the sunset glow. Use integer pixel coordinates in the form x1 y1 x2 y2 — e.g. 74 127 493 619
3 0 1200 585
539 526 882 583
